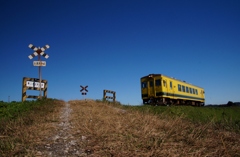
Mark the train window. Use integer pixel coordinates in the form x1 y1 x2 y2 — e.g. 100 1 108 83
170 81 172 89
186 87 189 93
195 89 198 95
150 81 153 87
178 84 181 91
142 82 147 88
155 79 161 86
190 88 192 94
182 86 185 92
193 88 195 94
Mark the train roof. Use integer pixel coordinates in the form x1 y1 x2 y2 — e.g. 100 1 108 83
141 74 204 89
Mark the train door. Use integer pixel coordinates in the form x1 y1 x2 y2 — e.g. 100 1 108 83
171 81 175 99
148 79 155 97
163 79 168 95
169 80 173 95
155 79 161 95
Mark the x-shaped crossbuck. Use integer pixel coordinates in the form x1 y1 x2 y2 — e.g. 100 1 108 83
80 85 88 92
28 44 50 59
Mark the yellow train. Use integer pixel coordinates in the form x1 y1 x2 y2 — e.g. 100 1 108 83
141 74 205 106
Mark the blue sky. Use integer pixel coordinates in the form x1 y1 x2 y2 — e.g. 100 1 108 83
0 0 239 105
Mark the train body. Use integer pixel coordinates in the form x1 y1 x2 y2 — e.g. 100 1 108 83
141 74 205 106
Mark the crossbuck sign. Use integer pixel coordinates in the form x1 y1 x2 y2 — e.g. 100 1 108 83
80 85 88 95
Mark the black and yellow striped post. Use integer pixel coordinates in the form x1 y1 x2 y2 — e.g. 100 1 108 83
103 89 116 102
22 77 29 102
22 77 48 102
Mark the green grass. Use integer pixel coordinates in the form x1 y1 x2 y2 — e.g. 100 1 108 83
122 105 240 132
0 99 55 120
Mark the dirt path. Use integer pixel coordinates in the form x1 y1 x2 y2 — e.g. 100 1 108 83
34 102 86 156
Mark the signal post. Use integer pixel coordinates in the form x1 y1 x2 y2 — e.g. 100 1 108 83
28 44 50 99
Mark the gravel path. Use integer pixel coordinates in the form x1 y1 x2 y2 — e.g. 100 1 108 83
35 102 85 156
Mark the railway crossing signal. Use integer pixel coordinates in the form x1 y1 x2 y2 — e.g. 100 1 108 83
28 44 49 59
28 44 50 99
80 85 88 95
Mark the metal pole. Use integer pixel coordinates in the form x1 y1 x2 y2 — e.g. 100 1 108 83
38 54 42 99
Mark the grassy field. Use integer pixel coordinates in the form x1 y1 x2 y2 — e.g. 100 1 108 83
0 100 52 120
122 105 240 133
68 100 240 156
0 99 65 156
1 99 240 156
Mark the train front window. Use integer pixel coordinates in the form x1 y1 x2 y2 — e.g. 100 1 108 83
150 81 153 87
142 82 147 88
155 79 161 86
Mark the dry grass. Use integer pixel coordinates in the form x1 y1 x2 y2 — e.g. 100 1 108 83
69 100 240 157
1 99 240 156
0 99 65 156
